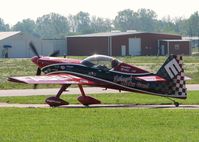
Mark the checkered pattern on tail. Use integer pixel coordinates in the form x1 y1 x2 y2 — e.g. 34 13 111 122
168 55 187 98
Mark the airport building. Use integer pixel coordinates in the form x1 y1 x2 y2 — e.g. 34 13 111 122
67 32 191 56
0 31 191 58
0 31 66 58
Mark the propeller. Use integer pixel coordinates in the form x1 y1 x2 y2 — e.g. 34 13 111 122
29 41 60 89
33 67 42 89
29 42 41 89
49 50 60 57
29 42 40 58
29 42 42 76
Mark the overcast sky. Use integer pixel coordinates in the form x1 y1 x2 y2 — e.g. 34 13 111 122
0 0 198 25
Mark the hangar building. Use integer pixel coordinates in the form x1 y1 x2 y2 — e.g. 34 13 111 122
0 32 67 58
67 32 191 56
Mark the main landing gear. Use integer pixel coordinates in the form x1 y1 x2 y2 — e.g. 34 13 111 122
45 84 101 107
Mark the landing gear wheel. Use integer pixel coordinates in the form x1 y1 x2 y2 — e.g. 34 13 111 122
77 96 101 105
166 97 180 107
174 102 179 107
84 104 90 107
45 96 69 107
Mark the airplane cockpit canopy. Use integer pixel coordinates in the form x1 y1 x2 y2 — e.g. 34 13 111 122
81 54 121 70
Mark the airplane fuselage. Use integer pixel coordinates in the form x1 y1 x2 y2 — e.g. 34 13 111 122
42 63 170 97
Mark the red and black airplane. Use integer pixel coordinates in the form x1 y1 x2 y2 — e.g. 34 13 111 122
8 42 188 107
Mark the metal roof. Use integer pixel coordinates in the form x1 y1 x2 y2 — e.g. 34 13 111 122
0 31 20 40
183 36 199 40
161 39 190 42
67 31 143 37
67 31 181 38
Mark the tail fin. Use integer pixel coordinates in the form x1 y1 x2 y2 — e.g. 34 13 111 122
156 55 187 99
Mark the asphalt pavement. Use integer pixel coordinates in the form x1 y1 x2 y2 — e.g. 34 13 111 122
1 103 199 109
0 84 198 97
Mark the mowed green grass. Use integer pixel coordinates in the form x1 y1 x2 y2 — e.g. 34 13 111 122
0 91 199 105
0 56 199 89
0 108 199 142
1 56 199 142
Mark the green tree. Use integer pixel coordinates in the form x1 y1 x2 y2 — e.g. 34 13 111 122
136 8 157 32
35 13 70 38
90 16 112 33
68 14 77 33
0 18 9 31
113 9 157 32
12 19 37 35
174 17 188 35
74 11 91 34
157 16 176 34
188 11 199 36
114 9 137 32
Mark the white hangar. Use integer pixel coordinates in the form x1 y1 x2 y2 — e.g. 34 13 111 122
0 31 66 58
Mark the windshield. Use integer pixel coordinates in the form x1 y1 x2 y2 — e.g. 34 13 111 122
81 54 121 70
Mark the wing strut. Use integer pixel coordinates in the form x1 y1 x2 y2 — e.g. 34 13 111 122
56 84 71 98
45 84 71 107
77 85 101 106
78 84 86 96
45 84 101 107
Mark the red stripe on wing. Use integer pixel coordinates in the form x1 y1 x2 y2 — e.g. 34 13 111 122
136 76 166 82
8 74 95 85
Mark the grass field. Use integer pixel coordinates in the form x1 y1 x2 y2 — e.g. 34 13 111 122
0 108 199 142
0 56 199 89
1 56 199 142
0 91 198 105
0 89 199 141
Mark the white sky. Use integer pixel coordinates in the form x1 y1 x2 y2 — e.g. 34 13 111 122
0 0 198 25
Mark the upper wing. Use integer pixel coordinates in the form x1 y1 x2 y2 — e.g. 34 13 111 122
8 74 95 85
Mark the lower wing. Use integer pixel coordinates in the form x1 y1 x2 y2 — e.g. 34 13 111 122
8 74 95 85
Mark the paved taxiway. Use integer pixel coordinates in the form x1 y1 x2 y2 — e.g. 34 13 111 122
0 85 198 109
1 103 199 109
0 84 199 97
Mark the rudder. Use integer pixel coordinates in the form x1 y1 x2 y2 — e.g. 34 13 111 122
156 55 187 99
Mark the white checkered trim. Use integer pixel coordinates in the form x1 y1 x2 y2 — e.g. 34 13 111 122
172 72 187 97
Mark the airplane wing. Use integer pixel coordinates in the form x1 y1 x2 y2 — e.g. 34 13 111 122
136 75 191 82
135 75 166 82
8 74 95 85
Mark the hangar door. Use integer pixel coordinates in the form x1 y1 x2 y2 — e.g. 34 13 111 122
128 38 141 56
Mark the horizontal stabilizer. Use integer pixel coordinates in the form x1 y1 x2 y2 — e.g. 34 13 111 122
185 76 191 80
136 76 166 82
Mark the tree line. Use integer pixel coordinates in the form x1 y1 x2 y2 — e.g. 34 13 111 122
0 8 199 39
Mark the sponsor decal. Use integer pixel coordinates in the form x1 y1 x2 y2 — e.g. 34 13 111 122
164 59 182 79
120 65 132 72
88 72 96 76
113 75 135 87
136 82 149 89
60 66 66 70
113 75 149 89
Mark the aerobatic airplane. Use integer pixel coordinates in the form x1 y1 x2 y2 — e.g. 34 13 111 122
8 42 188 107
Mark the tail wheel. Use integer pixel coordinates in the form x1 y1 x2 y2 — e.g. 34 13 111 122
174 101 179 107
166 97 180 107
